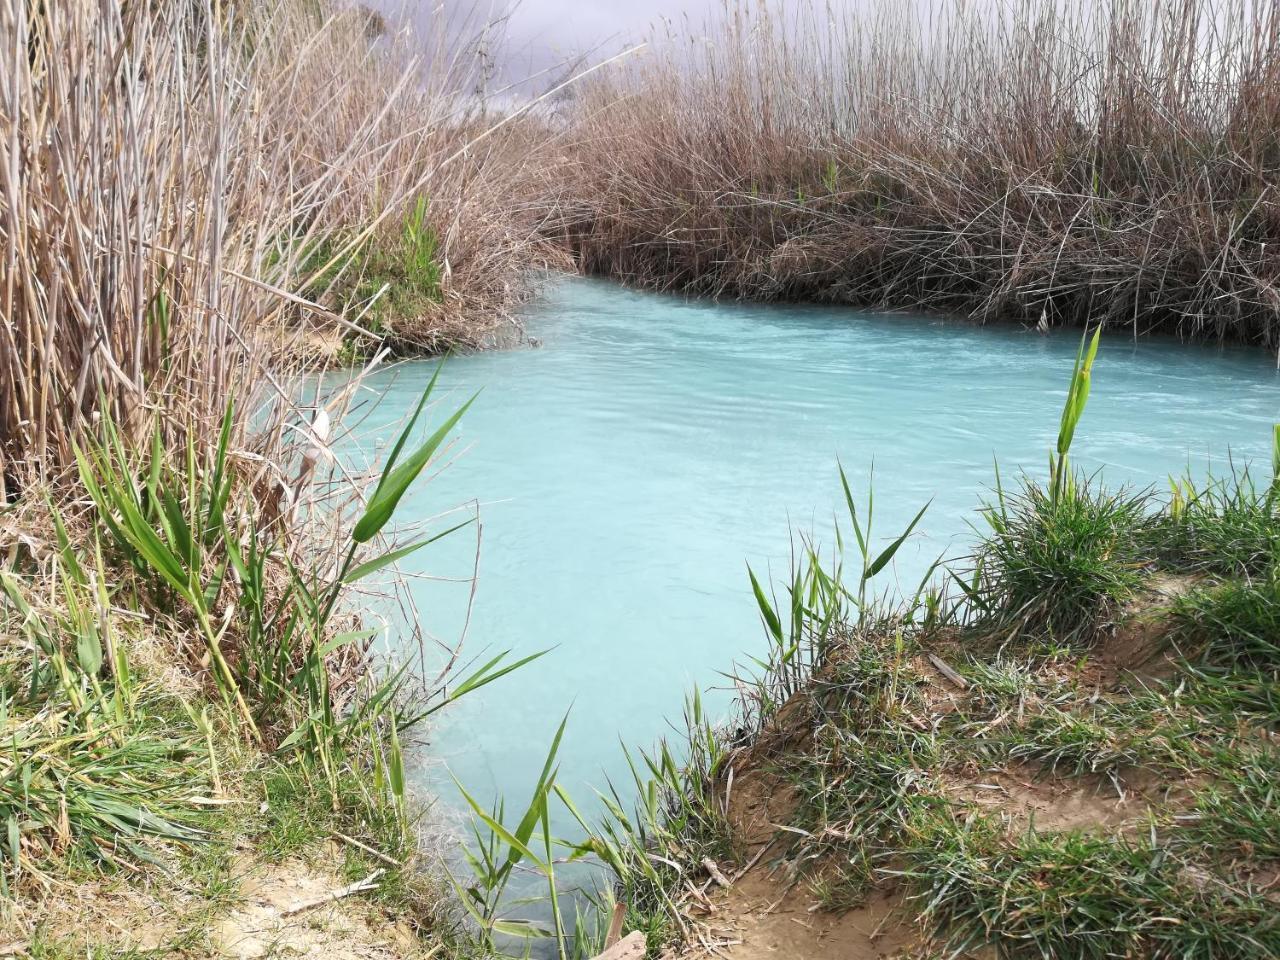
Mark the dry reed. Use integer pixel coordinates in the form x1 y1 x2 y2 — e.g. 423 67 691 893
551 0 1280 348
0 0 554 498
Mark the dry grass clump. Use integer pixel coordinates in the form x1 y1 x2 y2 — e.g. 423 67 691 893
553 0 1280 346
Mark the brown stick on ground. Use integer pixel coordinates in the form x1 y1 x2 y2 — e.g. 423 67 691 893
594 931 646 960
280 869 385 916
604 901 627 947
333 831 402 868
928 654 969 689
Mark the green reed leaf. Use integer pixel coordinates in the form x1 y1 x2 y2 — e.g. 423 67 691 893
352 393 477 544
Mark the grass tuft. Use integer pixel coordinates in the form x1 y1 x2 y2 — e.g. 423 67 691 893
1177 749 1280 867
975 476 1152 644
1157 469 1280 576
903 810 1280 959
1169 574 1280 670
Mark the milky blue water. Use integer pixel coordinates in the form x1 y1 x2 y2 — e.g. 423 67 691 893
345 276 1279 828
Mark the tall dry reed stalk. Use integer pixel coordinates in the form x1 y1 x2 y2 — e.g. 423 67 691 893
0 0 573 759
0 0 553 498
552 0 1280 348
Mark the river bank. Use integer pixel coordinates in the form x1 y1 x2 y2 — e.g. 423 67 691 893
575 338 1280 958
379 275 1276 840
0 2 545 956
550 0 1280 350
4 0 1280 957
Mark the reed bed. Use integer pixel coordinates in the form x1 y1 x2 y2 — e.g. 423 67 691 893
0 3 556 933
0 0 553 497
551 0 1280 347
0 0 552 765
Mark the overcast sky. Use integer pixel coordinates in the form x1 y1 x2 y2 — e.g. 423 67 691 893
504 1 715 51
369 1 725 83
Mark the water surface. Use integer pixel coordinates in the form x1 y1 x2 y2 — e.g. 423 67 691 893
349 277 1279 822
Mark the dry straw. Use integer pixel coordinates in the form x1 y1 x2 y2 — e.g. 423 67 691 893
0 0 555 498
554 0 1280 348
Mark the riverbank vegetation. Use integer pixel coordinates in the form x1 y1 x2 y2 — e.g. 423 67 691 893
1 0 556 498
577 335 1280 957
0 0 546 954
6 0 1280 956
552 0 1280 346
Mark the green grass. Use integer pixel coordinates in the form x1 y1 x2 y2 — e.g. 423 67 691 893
1176 748 1280 866
974 475 1153 644
294 196 445 344
1173 665 1280 722
0 624 476 955
69 370 523 814
255 761 407 863
965 327 1155 647
1001 691 1204 776
0 568 210 886
778 633 942 898
0 700 206 881
0 369 513 956
1157 469 1280 576
1169 574 1280 670
901 810 1280 959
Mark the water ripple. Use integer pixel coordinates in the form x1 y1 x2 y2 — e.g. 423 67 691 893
347 276 1280 819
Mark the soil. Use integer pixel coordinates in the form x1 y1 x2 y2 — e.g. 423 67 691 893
678 583 1205 960
212 856 421 959
686 868 918 960
683 757 1169 960
937 763 1186 835
6 876 187 953
1 851 427 959
1095 573 1200 683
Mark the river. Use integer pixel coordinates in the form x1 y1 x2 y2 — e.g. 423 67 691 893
341 276 1279 836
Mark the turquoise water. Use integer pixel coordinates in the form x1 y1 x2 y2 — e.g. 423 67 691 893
348 277 1279 825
